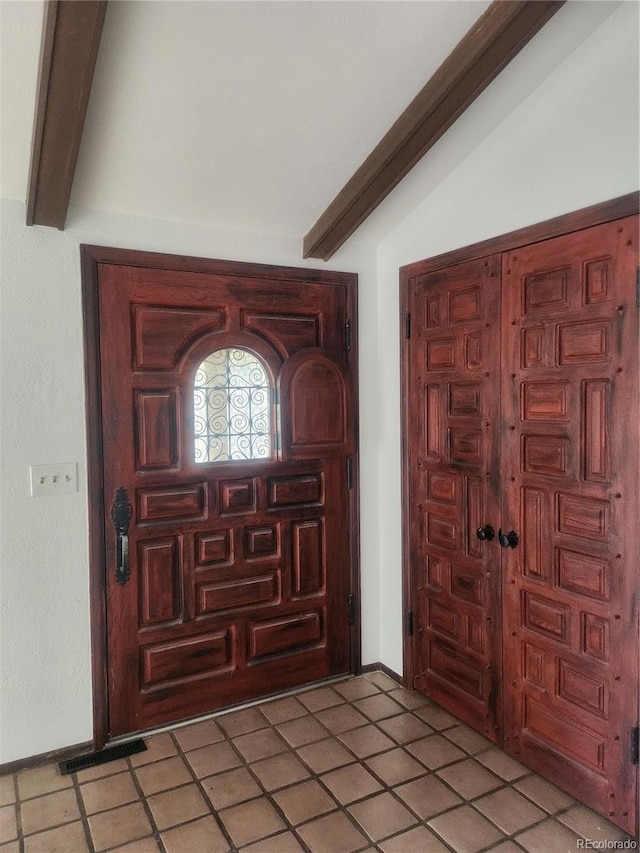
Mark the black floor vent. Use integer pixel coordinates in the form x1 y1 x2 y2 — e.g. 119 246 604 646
59 739 146 775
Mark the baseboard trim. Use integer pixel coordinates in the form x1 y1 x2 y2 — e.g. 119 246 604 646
0 740 93 776
361 661 404 685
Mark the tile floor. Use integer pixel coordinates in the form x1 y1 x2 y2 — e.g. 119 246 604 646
0 671 633 853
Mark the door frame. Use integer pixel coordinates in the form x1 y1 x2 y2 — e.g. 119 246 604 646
81 245 361 749
400 190 638 687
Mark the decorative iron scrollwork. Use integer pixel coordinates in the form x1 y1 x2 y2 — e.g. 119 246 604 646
110 486 133 585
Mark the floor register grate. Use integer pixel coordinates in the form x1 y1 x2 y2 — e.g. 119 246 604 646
58 738 146 775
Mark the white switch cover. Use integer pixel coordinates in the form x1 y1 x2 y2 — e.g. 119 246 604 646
30 462 78 497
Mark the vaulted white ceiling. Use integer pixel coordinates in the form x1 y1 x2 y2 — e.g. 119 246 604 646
2 0 493 238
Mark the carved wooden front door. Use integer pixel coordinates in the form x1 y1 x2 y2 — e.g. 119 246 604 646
90 252 357 737
404 211 638 833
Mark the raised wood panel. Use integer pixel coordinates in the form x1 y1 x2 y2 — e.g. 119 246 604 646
428 638 484 701
142 631 233 686
134 390 178 470
556 493 609 542
558 320 610 365
248 610 323 660
197 574 279 615
583 380 610 482
268 474 323 508
246 525 279 559
220 480 256 515
138 485 206 522
197 530 232 566
242 313 320 358
523 694 606 773
133 306 225 369
139 539 180 626
292 520 324 597
556 549 608 601
521 382 568 421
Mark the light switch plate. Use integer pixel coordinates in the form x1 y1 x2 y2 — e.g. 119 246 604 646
30 462 78 496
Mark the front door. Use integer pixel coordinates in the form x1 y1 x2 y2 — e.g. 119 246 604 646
84 249 358 738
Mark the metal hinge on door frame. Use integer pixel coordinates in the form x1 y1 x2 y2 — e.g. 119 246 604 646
345 319 352 352
631 726 639 764
407 609 414 636
348 594 355 626
405 313 411 339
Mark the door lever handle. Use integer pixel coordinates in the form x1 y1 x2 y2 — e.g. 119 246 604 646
498 528 519 549
476 525 495 542
110 487 133 585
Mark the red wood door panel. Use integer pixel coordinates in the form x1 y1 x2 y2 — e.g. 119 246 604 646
406 255 503 740
97 261 356 736
501 216 639 833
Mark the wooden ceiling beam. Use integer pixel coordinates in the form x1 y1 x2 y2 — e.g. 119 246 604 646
303 0 565 260
26 0 108 230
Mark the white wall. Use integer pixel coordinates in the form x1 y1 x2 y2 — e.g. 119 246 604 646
373 1 640 673
0 201 379 763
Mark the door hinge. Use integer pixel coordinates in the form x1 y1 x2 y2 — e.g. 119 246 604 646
631 726 639 764
345 319 352 352
405 313 411 339
346 456 353 490
348 594 355 626
407 609 414 636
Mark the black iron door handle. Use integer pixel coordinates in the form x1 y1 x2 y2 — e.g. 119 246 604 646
476 525 495 542
498 528 519 549
110 487 133 585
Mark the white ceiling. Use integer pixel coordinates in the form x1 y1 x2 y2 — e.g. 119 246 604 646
1 0 493 240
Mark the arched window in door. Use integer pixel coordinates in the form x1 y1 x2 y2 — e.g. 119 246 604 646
193 348 271 463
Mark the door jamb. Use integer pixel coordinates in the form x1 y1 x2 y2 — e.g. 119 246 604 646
399 191 639 689
81 245 361 750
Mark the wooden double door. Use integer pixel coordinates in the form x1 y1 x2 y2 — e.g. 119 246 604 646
402 206 638 833
83 248 358 740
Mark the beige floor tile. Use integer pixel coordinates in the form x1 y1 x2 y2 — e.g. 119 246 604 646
201 765 261 810
558 804 632 842
353 694 404 723
321 763 383 805
415 704 460 730
393 774 462 820
161 815 230 853
0 806 17 844
429 804 504 853
334 678 380 701
365 747 427 786
338 724 395 758
80 770 139 814
17 763 73 800
296 810 369 853
74 757 130 782
130 733 178 767
273 779 337 824
348 791 417 842
173 719 224 752
443 725 494 755
516 817 581 853
406 734 466 770
515 774 575 813
474 787 545 834
241 830 305 853
147 783 209 830
387 687 431 710
88 802 152 852
135 755 192 795
233 727 288 763
378 713 433 744
250 751 310 791
0 841 19 853
219 798 286 847
437 758 503 799
297 687 345 712
277 714 327 747
316 704 369 734
297 738 355 773
112 838 162 853
363 672 399 692
0 778 15 808
477 747 530 780
20 788 80 835
486 842 524 853
184 741 241 779
379 825 450 853
23 820 89 853
259 696 307 725
217 707 268 738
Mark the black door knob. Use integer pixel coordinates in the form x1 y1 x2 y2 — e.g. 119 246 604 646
476 525 495 542
498 528 519 549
